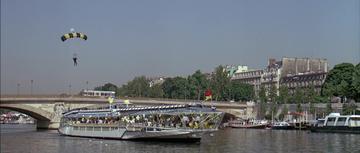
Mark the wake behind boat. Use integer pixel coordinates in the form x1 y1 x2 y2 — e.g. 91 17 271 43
58 103 224 141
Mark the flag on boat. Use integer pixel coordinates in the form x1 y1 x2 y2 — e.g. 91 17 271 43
108 96 114 104
124 99 130 105
205 89 212 101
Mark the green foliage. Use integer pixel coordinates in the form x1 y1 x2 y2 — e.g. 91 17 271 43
314 95 328 103
119 76 149 97
322 63 355 102
296 103 303 113
270 102 277 119
309 102 315 114
305 85 317 103
187 70 208 100
259 85 267 103
352 63 360 102
279 105 289 120
325 102 333 115
278 85 290 104
148 84 164 98
226 81 254 102
268 84 278 103
342 102 358 115
211 65 230 101
162 77 189 99
94 83 118 93
294 87 304 104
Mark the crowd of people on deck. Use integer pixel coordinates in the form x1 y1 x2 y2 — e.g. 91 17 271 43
64 113 222 129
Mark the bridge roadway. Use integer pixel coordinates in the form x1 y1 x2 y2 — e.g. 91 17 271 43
0 96 251 129
0 97 248 109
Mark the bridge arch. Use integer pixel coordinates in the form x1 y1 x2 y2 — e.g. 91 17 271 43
0 104 52 122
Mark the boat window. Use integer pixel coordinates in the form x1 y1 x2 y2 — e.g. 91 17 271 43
336 117 346 126
349 117 360 127
326 117 336 126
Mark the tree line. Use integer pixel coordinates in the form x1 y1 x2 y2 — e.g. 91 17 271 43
94 65 254 102
94 63 359 106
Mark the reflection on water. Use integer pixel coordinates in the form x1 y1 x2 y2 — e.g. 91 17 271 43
1 124 360 153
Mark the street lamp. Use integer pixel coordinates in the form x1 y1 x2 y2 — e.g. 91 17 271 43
68 84 72 96
30 80 34 95
17 83 20 96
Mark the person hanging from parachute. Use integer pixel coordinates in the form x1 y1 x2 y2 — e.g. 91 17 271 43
61 30 87 66
72 53 78 66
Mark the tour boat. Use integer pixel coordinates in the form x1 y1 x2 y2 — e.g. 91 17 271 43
58 103 224 141
310 113 360 134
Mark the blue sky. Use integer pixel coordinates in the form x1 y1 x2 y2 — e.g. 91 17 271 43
1 0 359 94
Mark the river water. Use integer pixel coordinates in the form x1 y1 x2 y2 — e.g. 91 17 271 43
1 124 359 153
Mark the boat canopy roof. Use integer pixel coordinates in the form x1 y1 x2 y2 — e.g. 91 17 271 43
63 104 220 118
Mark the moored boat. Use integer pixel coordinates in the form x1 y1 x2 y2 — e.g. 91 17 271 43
271 121 294 130
228 119 268 129
58 103 225 141
310 113 360 134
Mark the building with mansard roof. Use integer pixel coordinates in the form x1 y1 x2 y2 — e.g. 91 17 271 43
230 57 328 101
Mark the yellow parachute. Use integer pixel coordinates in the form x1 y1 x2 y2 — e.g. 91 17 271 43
61 32 87 42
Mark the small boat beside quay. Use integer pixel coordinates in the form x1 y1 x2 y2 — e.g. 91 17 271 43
271 121 294 130
310 113 360 134
228 119 268 129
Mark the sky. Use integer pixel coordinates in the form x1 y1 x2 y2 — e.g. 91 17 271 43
1 0 359 95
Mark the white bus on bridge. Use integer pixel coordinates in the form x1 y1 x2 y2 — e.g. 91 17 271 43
80 90 115 97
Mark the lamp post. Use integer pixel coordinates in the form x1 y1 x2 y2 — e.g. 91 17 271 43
68 84 72 96
17 83 20 96
86 81 89 90
30 80 34 95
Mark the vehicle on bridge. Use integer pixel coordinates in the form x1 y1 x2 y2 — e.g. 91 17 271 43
80 90 115 97
58 103 224 141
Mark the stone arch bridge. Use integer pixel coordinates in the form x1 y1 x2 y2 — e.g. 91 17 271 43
0 97 253 129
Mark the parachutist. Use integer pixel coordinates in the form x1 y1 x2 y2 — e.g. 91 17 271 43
73 54 78 66
61 31 87 66
73 57 78 66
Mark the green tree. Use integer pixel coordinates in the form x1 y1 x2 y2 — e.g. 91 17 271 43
352 63 360 102
279 105 289 120
294 87 304 104
132 76 149 97
162 77 188 99
309 102 316 115
278 85 290 104
322 63 355 102
188 70 208 100
227 81 254 102
258 85 267 118
118 76 149 97
259 85 267 103
294 87 303 112
342 102 357 115
94 83 118 92
162 78 175 99
325 102 333 115
148 84 164 98
211 65 230 101
305 85 317 103
268 84 277 103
